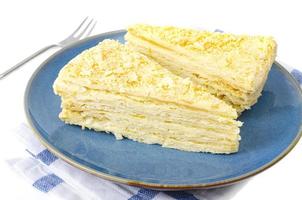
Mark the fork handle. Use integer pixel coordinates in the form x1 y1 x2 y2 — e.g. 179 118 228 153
0 44 58 80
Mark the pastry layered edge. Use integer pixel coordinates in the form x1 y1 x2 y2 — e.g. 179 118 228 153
125 24 277 112
53 39 242 154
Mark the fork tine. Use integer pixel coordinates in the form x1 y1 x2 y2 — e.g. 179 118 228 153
74 19 94 39
84 21 97 37
68 16 89 38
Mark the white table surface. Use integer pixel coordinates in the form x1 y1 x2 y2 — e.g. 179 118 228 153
0 0 301 199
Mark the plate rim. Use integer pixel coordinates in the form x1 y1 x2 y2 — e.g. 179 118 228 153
24 30 302 190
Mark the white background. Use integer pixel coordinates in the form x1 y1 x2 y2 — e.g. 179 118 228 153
0 0 301 199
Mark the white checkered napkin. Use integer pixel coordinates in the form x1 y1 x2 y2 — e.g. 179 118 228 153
7 123 248 200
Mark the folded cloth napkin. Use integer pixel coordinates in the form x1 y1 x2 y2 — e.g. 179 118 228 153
7 124 248 200
7 66 302 200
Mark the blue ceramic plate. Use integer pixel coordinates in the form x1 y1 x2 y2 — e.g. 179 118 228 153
25 30 302 190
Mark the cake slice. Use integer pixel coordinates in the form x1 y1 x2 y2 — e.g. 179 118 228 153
53 39 242 154
125 24 277 112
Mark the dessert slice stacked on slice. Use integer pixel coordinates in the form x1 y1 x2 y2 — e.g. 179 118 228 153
125 24 277 112
53 39 242 154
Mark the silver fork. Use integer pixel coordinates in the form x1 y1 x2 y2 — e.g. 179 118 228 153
0 17 97 80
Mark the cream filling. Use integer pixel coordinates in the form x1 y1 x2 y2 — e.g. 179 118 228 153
60 88 241 125
61 109 239 154
60 87 241 138
56 86 241 154
63 99 240 135
64 100 240 133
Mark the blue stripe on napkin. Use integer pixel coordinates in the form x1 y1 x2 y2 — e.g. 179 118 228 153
164 191 199 200
291 69 302 84
128 188 159 200
33 174 63 193
36 149 58 165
